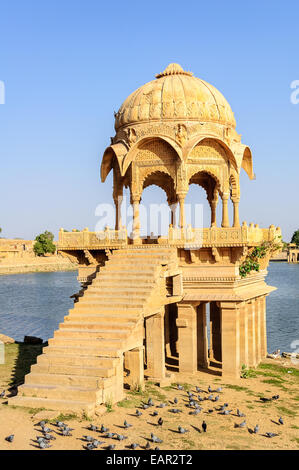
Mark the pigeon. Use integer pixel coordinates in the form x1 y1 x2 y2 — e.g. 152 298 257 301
85 443 96 450
254 424 259 434
61 428 72 436
237 409 246 417
83 435 94 442
135 409 142 417
5 434 14 443
148 398 154 407
157 403 166 408
39 440 51 449
151 433 163 443
202 421 207 432
130 443 139 449
115 434 128 441
178 426 189 434
142 404 150 410
208 409 214 413
189 409 201 415
216 387 222 392
89 424 99 432
38 421 46 427
177 384 183 390
41 425 53 433
154 446 160 450
158 417 163 426
43 433 56 441
145 442 151 449
91 439 103 448
208 385 212 393
124 420 132 428
213 395 220 402
0 390 5 398
272 395 280 400
174 397 178 404
100 425 109 433
235 420 246 428
220 409 232 415
208 394 213 401
265 432 279 438
152 411 158 417
107 444 115 450
278 417 284 425
196 386 204 393
260 397 272 403
56 421 65 428
198 396 204 402
105 432 114 439
169 408 182 414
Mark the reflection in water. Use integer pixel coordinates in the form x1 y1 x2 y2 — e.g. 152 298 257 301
0 263 298 353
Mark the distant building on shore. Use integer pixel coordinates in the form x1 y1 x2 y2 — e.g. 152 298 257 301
288 243 299 263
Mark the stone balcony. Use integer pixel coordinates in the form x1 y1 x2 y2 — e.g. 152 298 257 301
57 224 282 251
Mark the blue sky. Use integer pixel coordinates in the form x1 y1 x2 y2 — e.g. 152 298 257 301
0 0 298 241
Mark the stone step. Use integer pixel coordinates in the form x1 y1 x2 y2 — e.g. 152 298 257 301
76 300 144 309
92 278 156 287
72 305 142 313
47 338 123 355
61 321 135 330
18 383 102 402
64 313 139 323
54 329 126 345
43 344 122 359
31 362 117 377
95 272 155 280
25 372 114 389
83 292 148 300
88 285 152 294
8 396 95 415
37 353 117 370
101 264 157 272
64 317 136 328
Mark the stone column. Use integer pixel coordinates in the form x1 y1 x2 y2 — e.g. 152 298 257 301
177 303 197 374
210 302 222 362
113 194 123 231
164 307 171 357
239 302 249 367
145 312 166 381
247 300 256 367
210 199 218 228
220 302 241 379
124 347 145 391
255 297 262 365
221 193 230 228
131 194 141 244
232 198 240 228
260 295 267 358
178 194 186 230
197 303 208 369
170 202 178 228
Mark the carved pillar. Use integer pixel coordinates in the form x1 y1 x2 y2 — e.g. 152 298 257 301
247 300 256 367
124 347 145 391
239 302 249 367
260 295 267 358
232 198 240 228
178 193 186 230
145 312 166 380
170 201 178 228
210 200 217 228
197 303 208 369
221 193 230 228
177 303 197 374
220 302 241 379
131 194 141 244
113 193 123 231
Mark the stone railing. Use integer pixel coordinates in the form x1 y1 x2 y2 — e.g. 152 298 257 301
58 224 282 250
58 227 128 249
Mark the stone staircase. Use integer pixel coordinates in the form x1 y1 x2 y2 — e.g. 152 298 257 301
9 247 177 416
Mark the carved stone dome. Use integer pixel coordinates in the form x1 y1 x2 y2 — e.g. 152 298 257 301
114 63 236 130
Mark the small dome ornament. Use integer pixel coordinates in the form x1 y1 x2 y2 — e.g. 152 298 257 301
155 63 193 78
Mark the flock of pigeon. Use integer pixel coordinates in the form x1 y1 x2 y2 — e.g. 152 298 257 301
2 384 284 450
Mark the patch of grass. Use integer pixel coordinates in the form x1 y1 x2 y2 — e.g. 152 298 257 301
117 398 139 408
276 406 297 417
258 363 299 378
0 343 43 389
51 412 78 422
181 437 196 449
262 379 288 391
291 425 299 430
224 384 249 392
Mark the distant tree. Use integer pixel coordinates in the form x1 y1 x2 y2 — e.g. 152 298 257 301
33 231 56 256
291 229 299 246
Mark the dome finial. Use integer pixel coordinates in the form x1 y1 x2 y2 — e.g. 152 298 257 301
156 63 193 79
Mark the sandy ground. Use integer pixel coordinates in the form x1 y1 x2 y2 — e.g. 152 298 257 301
0 356 298 451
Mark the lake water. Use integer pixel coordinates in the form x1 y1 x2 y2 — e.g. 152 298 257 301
0 263 298 354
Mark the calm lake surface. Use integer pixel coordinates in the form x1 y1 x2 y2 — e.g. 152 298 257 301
0 263 298 353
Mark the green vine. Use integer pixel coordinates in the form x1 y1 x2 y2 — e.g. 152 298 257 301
239 239 282 278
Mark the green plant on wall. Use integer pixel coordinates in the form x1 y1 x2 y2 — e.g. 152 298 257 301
239 239 282 278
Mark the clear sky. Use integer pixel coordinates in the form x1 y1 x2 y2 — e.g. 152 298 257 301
0 0 298 241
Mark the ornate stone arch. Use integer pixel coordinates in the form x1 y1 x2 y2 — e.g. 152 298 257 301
141 170 177 204
185 136 238 171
